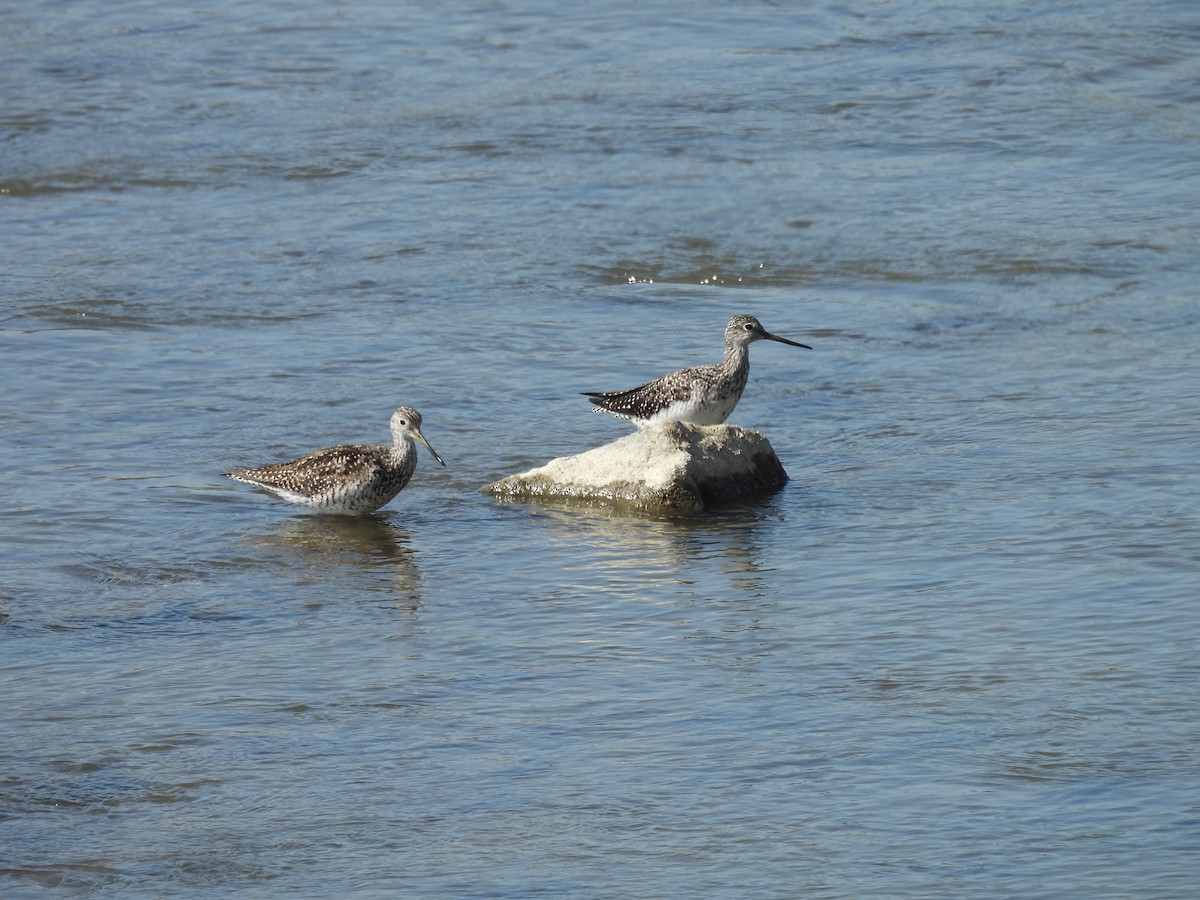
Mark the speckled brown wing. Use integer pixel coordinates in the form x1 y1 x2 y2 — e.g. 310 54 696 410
225 443 388 494
583 365 711 419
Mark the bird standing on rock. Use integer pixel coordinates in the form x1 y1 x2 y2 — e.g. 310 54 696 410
583 314 811 427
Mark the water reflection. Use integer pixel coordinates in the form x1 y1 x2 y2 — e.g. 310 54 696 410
242 514 422 609
530 501 778 600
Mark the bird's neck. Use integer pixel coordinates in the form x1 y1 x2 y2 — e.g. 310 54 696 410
389 437 413 463
722 340 751 375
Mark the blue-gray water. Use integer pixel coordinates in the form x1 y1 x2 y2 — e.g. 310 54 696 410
3 1 1198 896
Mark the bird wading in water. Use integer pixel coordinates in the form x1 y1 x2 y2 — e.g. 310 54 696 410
224 406 445 515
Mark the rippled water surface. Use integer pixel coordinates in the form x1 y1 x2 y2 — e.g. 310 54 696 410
3 1 1199 896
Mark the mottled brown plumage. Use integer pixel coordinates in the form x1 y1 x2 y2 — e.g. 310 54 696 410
224 407 444 515
583 314 811 427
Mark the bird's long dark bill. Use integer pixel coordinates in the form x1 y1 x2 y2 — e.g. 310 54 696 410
416 433 447 466
765 332 813 349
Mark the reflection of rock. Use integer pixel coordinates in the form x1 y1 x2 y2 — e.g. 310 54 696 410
484 423 788 514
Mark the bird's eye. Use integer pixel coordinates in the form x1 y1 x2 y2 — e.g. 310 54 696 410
743 322 755 330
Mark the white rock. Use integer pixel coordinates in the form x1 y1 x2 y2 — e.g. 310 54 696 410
483 422 788 513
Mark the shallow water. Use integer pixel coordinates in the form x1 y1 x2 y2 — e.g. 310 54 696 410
2 1 1199 896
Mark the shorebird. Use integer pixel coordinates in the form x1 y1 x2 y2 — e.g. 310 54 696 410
582 314 811 427
224 406 445 515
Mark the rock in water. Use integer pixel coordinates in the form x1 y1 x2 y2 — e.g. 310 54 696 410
483 422 788 513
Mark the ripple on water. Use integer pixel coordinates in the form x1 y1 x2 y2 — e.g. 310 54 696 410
2 0 1199 896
